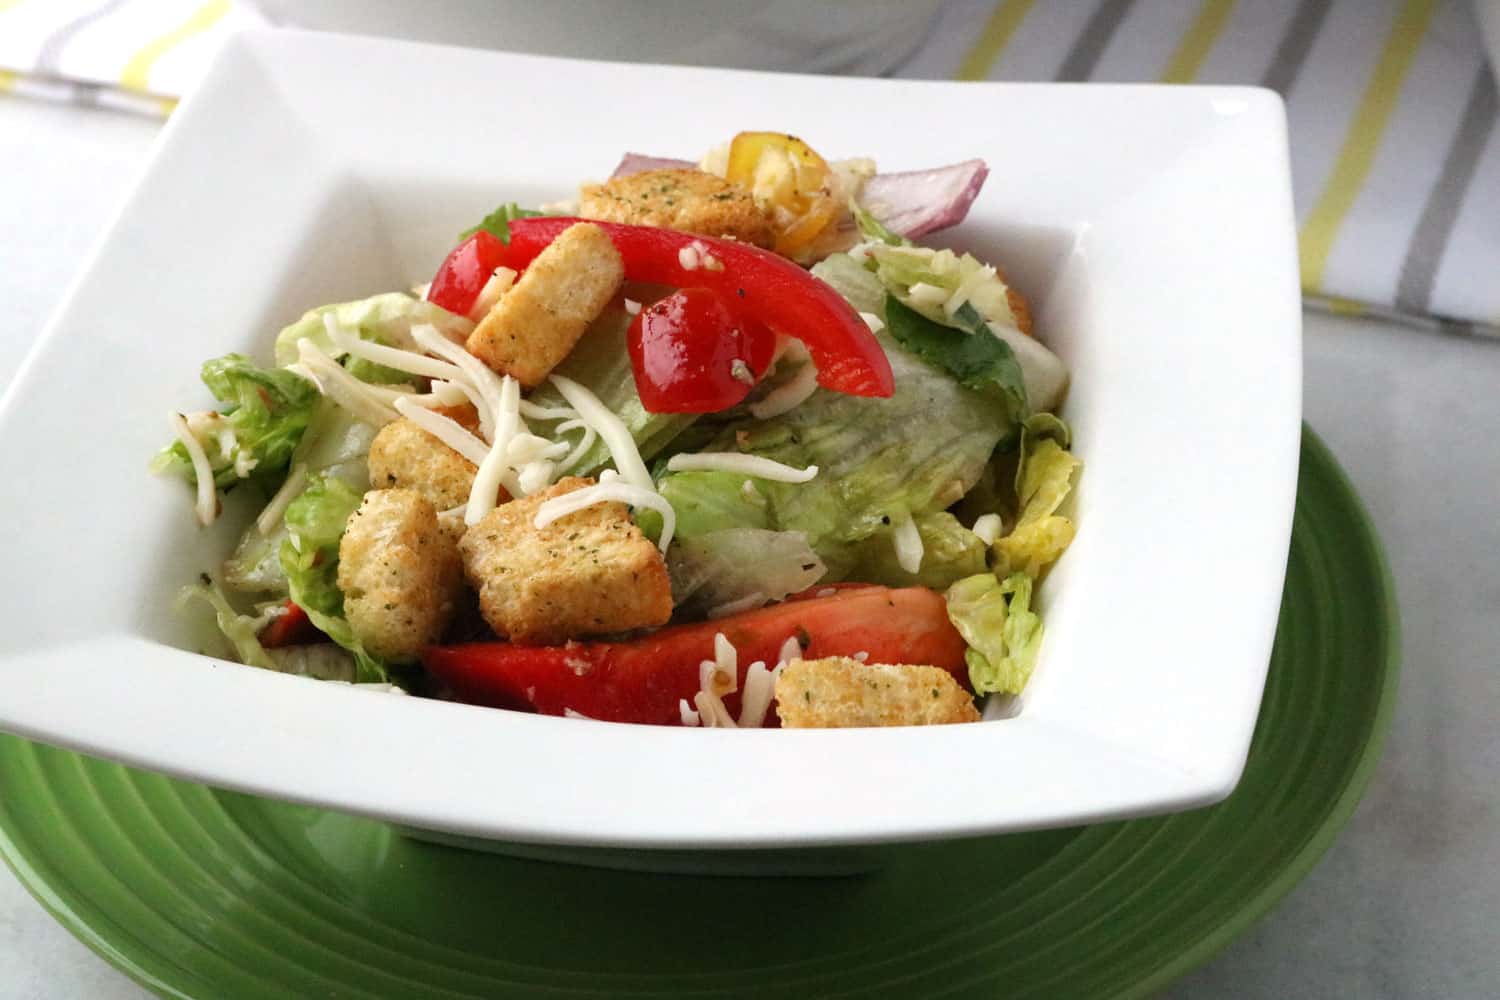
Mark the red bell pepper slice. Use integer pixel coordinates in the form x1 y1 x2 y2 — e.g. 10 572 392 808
258 600 320 648
495 218 894 398
423 586 968 726
426 230 507 316
627 287 776 413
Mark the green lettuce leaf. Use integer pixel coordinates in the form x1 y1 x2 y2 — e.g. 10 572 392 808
846 511 988 590
946 571 1045 696
271 292 472 374
993 414 1081 578
278 475 388 683
460 203 545 242
151 353 319 489
884 294 1027 430
862 238 1024 333
666 529 826 616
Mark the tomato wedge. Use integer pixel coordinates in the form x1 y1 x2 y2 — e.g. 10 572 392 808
627 287 775 413
493 218 894 398
426 230 507 316
423 586 968 726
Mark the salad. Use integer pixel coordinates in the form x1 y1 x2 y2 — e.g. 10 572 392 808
155 131 1080 729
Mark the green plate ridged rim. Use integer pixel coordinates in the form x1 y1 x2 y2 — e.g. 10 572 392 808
0 425 1399 999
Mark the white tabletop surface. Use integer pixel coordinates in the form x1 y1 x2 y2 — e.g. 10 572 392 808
2 94 1496 1000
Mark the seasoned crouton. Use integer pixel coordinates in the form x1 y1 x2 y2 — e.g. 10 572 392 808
458 476 671 645
774 657 981 728
368 405 483 511
465 222 623 387
337 488 464 663
580 169 774 248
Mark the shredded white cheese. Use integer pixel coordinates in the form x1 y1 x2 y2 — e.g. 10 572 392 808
547 374 654 491
553 418 598 474
730 359 754 385
412 323 509 436
623 298 642 316
295 338 401 426
517 401 579 421
853 651 870 663
859 311 886 334
679 698 701 727
892 511 925 574
972 513 1003 546
326 317 467 383
169 412 219 526
532 478 677 551
907 282 951 307
737 660 775 727
467 374 523 523
562 707 594 720
666 452 818 483
256 462 307 536
748 361 819 420
467 266 517 322
425 381 472 407
393 396 490 466
777 635 803 666
678 245 701 271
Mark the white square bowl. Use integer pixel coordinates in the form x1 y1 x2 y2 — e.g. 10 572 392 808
0 30 1300 850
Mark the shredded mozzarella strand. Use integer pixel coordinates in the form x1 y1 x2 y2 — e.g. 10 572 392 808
737 660 775 728
467 374 523 523
778 636 803 666
296 339 400 426
972 513 1003 546
393 396 490 465
679 698 701 727
892 511 925 574
326 317 467 382
169 412 219 526
257 463 307 536
666 452 818 483
695 690 738 727
562 707 593 720
518 401 580 421
425 380 472 407
412 324 508 435
748 362 819 420
467 266 517 321
532 479 677 551
548 374 654 490
553 418 598 473
858 311 886 333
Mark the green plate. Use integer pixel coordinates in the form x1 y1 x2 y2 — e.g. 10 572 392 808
0 426 1398 999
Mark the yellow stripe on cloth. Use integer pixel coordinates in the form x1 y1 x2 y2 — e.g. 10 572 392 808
1160 0 1236 84
1298 0 1439 289
119 0 230 95
0 0 32 12
956 0 1036 81
0 69 15 92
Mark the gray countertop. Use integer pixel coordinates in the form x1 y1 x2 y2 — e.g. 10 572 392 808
1 96 1495 999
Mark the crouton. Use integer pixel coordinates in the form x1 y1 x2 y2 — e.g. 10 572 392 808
773 657 981 728
367 405 482 511
337 488 464 663
579 169 774 248
465 222 623 387
458 476 671 645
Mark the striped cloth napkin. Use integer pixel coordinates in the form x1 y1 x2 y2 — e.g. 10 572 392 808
0 0 261 116
2 0 1495 333
901 0 1500 335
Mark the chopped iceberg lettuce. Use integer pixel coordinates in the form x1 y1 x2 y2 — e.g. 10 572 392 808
667 529 826 616
271 292 473 376
654 331 1009 573
151 353 319 489
946 571 1045 696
